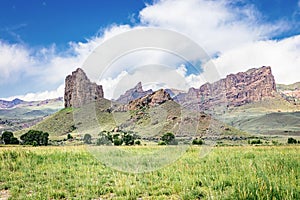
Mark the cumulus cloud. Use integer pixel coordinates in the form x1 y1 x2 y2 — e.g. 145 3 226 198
0 25 132 99
206 35 300 84
0 41 33 83
4 84 64 101
1 0 300 100
139 0 287 54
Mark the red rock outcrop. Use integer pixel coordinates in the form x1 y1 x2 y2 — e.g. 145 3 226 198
127 89 172 110
64 68 104 108
175 66 277 109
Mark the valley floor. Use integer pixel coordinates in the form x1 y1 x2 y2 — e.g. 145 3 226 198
0 145 299 199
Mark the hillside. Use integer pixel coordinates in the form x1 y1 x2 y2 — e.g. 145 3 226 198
220 95 300 136
0 97 63 133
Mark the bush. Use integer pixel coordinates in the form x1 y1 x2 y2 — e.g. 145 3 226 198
287 137 297 144
123 132 135 145
96 132 112 145
158 141 166 145
83 134 92 144
192 139 204 145
113 138 123 146
135 140 141 145
67 134 73 140
20 130 49 146
1 131 19 145
248 139 262 145
96 130 139 146
161 132 176 145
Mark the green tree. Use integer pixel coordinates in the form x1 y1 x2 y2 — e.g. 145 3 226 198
1 131 13 144
161 132 176 145
96 131 112 145
41 132 49 146
83 134 92 144
20 130 49 146
67 133 73 140
1 131 19 144
123 132 135 145
113 138 123 146
287 137 297 144
192 138 204 145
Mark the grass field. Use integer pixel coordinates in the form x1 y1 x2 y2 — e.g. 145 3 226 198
0 145 299 199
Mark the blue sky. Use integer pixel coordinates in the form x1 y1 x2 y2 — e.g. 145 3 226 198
1 0 300 100
0 0 149 47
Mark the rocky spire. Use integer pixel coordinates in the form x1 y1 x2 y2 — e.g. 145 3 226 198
116 82 153 104
64 68 104 108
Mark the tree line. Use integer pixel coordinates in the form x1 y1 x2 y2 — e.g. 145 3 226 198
0 130 49 146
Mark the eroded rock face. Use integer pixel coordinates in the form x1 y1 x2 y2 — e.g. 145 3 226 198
64 68 104 108
127 89 172 110
116 82 153 104
175 66 276 109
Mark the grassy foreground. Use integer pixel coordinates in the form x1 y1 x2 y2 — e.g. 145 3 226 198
0 145 299 199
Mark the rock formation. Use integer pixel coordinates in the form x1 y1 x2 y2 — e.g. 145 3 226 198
116 82 153 104
174 66 276 109
64 68 104 108
127 89 172 110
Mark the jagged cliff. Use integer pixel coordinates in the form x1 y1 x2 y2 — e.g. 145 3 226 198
175 66 276 109
64 68 104 108
127 89 172 110
116 82 153 104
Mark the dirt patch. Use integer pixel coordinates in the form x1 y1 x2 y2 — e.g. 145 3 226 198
0 190 10 200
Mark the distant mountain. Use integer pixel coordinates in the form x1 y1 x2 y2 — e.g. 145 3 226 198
116 82 153 104
0 97 63 110
277 82 300 103
0 97 64 133
0 98 24 109
174 66 277 110
14 67 300 138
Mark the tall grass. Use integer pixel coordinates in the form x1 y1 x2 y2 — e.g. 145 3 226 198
0 146 299 199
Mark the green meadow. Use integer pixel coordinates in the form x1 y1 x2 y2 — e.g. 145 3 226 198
0 145 299 199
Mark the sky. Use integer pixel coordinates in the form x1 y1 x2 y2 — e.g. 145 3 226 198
0 0 300 100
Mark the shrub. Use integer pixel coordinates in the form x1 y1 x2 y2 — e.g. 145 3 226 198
96 130 140 146
161 132 176 145
20 130 49 146
192 139 204 145
135 140 141 145
123 133 134 145
158 141 166 145
287 137 297 144
113 138 123 146
83 134 92 144
0 131 19 145
96 132 112 145
249 139 262 145
67 134 73 140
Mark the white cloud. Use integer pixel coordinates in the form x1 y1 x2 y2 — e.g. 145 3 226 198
207 35 300 84
4 84 64 101
139 0 287 54
99 64 207 100
0 25 133 100
139 0 300 85
0 41 34 83
1 0 300 101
